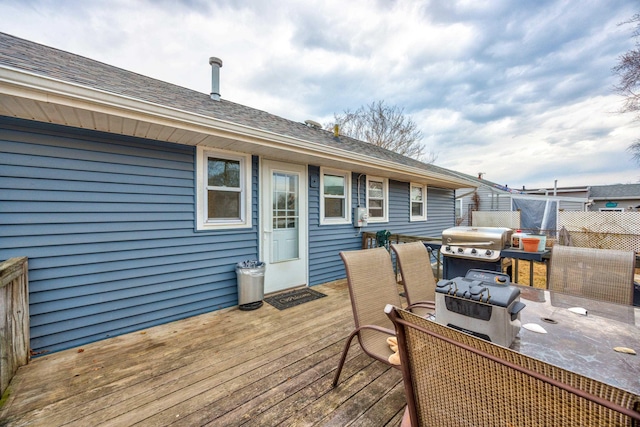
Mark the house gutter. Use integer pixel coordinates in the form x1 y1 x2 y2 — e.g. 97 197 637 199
591 196 639 201
509 194 588 203
455 189 478 199
0 66 473 189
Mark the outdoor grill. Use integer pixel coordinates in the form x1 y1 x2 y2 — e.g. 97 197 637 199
435 269 526 347
441 226 514 279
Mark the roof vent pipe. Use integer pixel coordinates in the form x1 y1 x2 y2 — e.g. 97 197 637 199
209 57 223 101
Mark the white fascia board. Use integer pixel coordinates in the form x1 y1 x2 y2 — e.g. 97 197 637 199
0 65 472 188
509 193 589 203
591 195 640 201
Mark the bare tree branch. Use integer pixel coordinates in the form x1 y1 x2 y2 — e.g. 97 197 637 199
326 100 437 163
613 13 640 164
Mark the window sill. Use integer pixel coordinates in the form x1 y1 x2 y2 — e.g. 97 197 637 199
196 222 252 231
366 219 389 223
320 218 352 226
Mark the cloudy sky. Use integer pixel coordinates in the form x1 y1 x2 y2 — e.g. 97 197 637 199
1 0 639 189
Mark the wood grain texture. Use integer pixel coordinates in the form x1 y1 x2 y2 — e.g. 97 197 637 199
0 280 406 426
0 257 29 398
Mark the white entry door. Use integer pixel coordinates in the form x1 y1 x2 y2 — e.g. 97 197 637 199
261 160 308 294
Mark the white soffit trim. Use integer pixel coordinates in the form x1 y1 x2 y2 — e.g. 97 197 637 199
0 65 472 189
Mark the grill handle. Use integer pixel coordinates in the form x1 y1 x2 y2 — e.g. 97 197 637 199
444 241 495 247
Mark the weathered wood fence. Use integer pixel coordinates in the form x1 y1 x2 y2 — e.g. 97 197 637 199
1 257 30 397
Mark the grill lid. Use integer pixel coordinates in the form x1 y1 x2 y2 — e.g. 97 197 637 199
442 226 513 250
435 269 523 308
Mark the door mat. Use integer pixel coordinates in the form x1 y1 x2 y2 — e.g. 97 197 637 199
264 288 327 310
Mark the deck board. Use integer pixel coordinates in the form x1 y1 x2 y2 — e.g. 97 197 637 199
0 280 406 426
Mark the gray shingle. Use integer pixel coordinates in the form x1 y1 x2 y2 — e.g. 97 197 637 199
589 184 640 199
0 31 466 182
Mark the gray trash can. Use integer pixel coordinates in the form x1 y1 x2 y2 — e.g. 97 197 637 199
236 260 265 310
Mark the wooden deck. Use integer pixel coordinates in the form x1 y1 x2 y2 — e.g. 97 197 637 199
0 280 406 426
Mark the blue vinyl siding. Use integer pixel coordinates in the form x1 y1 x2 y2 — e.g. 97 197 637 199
387 180 455 235
307 167 455 286
307 167 359 285
0 118 258 355
1 116 458 354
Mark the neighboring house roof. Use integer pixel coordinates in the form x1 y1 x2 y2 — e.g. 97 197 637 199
446 170 524 198
525 183 640 203
0 32 475 189
589 184 640 200
453 171 588 205
524 186 590 195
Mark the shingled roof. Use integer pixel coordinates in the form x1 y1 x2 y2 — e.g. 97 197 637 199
589 184 640 200
0 32 474 189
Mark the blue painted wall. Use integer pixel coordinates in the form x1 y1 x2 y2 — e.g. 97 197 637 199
307 166 455 285
0 117 259 355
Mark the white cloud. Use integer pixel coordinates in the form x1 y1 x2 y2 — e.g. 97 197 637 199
1 0 638 187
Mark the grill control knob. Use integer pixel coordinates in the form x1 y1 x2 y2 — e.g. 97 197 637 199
485 250 492 256
457 247 464 253
471 248 477 254
445 245 451 251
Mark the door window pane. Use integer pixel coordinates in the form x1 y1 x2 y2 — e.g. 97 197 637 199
272 172 299 262
274 173 287 192
272 173 299 230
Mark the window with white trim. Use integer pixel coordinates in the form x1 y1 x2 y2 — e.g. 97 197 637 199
196 147 252 230
410 183 427 221
366 176 388 222
320 168 351 225
455 198 463 220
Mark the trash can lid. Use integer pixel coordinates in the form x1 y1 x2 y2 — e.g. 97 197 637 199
237 260 264 268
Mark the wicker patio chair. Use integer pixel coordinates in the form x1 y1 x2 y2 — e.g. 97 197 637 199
385 305 640 427
390 242 436 317
549 245 635 305
333 247 402 387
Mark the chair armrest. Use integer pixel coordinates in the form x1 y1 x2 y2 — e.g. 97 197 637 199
355 324 396 336
407 300 436 311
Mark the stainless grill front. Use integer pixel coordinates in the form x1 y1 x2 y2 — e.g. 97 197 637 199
440 226 514 279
